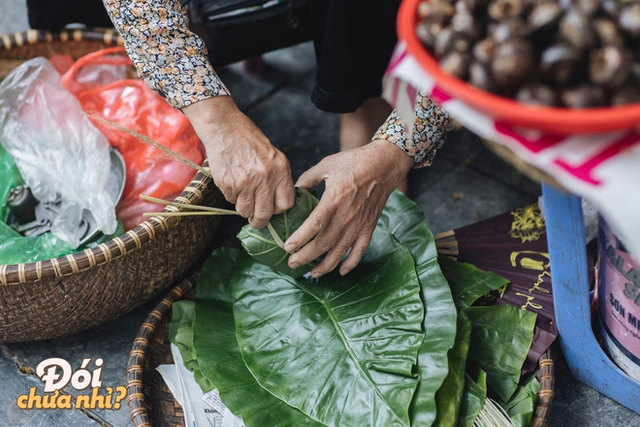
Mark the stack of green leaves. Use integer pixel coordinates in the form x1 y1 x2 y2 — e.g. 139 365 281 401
170 191 540 427
435 256 540 427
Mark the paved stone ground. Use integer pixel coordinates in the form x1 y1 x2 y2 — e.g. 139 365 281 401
2 5 640 426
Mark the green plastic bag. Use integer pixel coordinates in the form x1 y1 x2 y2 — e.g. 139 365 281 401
0 221 75 264
0 220 125 265
0 145 125 264
0 146 75 264
0 144 24 222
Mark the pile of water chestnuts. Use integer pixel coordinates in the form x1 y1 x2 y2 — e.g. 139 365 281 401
416 0 640 108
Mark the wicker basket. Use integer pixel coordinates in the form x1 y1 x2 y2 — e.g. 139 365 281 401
0 28 225 342
127 276 556 427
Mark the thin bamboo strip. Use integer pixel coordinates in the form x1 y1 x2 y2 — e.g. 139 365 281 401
140 194 239 215
437 248 460 256
436 241 458 248
433 229 455 240
143 211 233 218
86 112 212 178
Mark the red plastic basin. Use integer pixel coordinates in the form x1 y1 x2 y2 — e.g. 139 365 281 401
397 0 640 135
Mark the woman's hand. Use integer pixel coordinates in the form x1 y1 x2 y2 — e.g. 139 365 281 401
183 96 295 229
284 140 414 277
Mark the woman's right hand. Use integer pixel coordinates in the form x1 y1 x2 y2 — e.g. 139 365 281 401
182 96 295 229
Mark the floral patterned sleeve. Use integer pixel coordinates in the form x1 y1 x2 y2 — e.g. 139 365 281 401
373 92 454 168
102 0 230 109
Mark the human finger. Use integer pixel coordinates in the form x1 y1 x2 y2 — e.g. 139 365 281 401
273 174 296 215
284 200 337 254
234 190 255 221
338 233 372 276
287 219 349 275
307 229 358 278
295 163 325 190
249 188 274 229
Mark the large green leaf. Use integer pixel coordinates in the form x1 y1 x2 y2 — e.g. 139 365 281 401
458 371 488 427
233 227 425 427
168 300 215 393
464 305 537 402
500 374 540 427
377 190 458 427
433 310 472 427
237 187 321 278
438 256 510 310
192 248 325 427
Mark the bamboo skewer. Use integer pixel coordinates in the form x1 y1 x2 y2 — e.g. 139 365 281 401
85 111 212 178
142 193 462 255
143 211 236 217
141 194 240 218
140 194 240 216
141 194 287 253
142 194 286 253
88 112 226 219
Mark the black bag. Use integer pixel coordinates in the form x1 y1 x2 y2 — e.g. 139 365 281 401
26 0 115 30
185 0 314 68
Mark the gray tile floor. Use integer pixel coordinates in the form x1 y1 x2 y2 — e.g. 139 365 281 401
2 2 640 426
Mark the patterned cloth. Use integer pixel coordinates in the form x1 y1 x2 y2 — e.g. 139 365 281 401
373 92 454 167
101 0 452 166
102 0 230 108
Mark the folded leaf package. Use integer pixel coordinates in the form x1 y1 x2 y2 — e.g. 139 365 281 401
237 187 321 278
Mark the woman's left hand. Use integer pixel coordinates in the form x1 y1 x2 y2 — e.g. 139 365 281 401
284 140 414 277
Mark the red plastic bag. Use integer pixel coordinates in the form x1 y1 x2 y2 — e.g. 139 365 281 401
61 47 205 230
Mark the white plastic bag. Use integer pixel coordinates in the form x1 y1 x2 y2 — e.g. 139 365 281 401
0 57 117 248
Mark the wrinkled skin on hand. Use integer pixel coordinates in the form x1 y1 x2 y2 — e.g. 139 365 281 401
182 96 295 229
285 140 414 278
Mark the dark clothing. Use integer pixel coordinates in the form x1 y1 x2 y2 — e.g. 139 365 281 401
310 0 401 113
26 0 400 114
26 0 113 30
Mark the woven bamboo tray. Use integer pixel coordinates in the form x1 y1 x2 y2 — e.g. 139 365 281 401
127 276 556 427
0 28 225 342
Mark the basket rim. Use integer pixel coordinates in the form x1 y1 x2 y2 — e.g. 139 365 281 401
0 27 123 52
126 272 198 427
126 277 556 427
0 28 216 285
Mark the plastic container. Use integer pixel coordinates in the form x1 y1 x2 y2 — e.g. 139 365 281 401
397 0 640 135
597 216 640 381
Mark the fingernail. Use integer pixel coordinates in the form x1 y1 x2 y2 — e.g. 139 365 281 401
311 271 323 279
285 242 296 252
289 262 300 269
339 267 349 276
